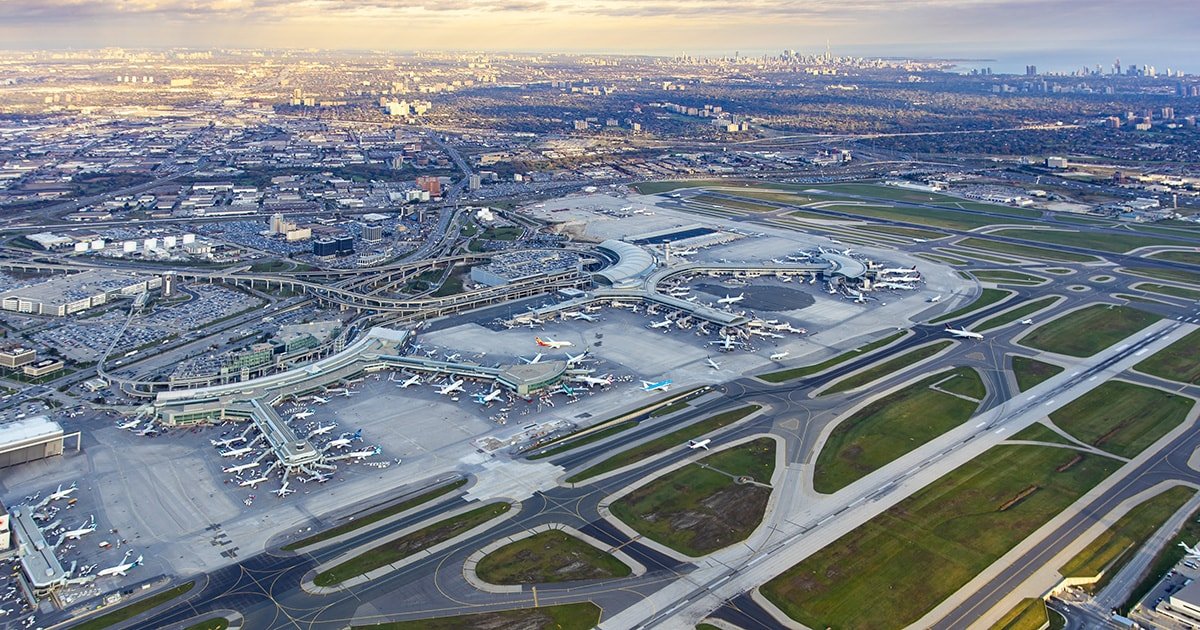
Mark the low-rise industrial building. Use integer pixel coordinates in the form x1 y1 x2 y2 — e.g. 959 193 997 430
0 270 162 317
0 416 79 469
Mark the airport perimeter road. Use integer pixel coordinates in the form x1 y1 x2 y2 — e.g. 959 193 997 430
601 320 1194 629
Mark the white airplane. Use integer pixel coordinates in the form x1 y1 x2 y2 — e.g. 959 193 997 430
945 325 984 340
649 319 673 330
274 483 295 498
302 473 331 483
61 516 96 540
706 357 721 370
583 305 602 313
437 379 465 395
311 396 330 405
520 353 544 364
309 423 337 437
1020 319 1034 325
291 410 315 421
397 374 422 388
688 439 711 450
928 295 942 303
769 351 790 361
116 419 140 430
565 350 590 366
717 293 745 305
642 379 673 392
97 551 142 578
347 446 382 460
47 483 77 502
1180 541 1200 559
210 436 246 448
239 475 269 488
137 426 160 436
574 374 614 388
338 389 357 398
473 389 502 404
567 312 598 322
220 446 253 458
711 336 743 352
222 462 260 474
535 336 573 349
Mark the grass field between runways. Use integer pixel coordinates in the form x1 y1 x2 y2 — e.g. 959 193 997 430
762 444 1122 630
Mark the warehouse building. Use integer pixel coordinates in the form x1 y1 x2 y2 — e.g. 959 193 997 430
0 270 162 317
0 417 80 469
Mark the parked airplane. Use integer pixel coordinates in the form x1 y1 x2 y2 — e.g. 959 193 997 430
769 351 790 361
222 462 259 474
274 483 295 498
338 389 357 398
945 325 984 340
220 446 253 458
567 312 598 322
436 379 465 395
97 551 142 578
47 483 77 502
473 390 502 405
311 396 330 405
115 420 140 430
396 374 422 388
347 446 382 460
210 436 246 448
325 436 355 450
520 353 544 364
535 336 574 349
688 439 711 450
717 293 746 305
574 374 614 388
290 410 314 421
308 423 337 437
239 475 269 488
648 319 673 330
61 516 96 540
565 350 590 366
706 357 721 370
641 379 673 392
711 336 743 352
1180 541 1200 559
302 473 331 483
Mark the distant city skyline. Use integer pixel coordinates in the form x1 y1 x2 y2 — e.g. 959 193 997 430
1 0 1196 73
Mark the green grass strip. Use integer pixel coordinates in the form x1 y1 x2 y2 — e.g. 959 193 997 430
976 297 1059 332
565 405 760 483
821 341 953 396
1019 305 1159 357
1060 486 1194 592
283 479 468 551
930 288 1012 324
1136 329 1200 385
314 502 511 586
72 582 195 630
989 598 1050 630
351 602 603 630
757 332 905 383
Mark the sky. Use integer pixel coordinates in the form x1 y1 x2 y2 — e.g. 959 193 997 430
1 0 1197 71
